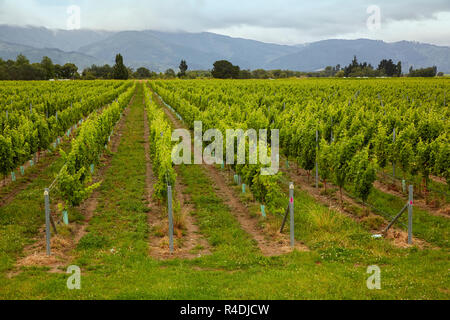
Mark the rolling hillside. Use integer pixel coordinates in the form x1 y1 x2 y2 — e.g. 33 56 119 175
0 39 104 69
1 25 450 72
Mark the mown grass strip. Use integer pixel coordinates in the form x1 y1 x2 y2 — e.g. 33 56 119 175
73 83 148 259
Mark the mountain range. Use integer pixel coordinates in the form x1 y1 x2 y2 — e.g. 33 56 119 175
1 25 449 73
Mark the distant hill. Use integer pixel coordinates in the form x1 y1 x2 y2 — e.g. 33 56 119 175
1 25 450 73
77 30 298 71
0 25 113 52
0 39 104 69
266 39 450 73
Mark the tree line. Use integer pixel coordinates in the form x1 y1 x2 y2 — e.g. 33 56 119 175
207 58 442 79
0 53 444 81
0 53 133 81
0 55 79 80
209 60 340 79
333 56 440 78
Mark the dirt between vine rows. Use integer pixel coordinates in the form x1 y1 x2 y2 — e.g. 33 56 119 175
373 180 449 219
430 175 448 185
282 162 430 249
153 91 308 256
143 95 210 260
10 94 136 275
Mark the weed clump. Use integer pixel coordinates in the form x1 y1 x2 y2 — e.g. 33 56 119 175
78 233 109 250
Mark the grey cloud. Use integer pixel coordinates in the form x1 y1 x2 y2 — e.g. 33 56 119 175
0 0 449 45
116 0 450 40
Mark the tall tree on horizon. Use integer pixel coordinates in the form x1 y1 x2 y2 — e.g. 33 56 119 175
179 60 188 77
113 53 128 80
41 56 54 79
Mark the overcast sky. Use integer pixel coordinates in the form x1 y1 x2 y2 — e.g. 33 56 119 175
1 0 450 46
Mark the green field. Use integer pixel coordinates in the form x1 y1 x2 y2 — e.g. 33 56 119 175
0 80 449 300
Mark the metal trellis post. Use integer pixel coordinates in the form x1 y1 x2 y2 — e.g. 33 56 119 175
315 130 319 189
289 182 295 248
44 188 51 256
408 185 413 245
392 128 396 178
167 185 174 253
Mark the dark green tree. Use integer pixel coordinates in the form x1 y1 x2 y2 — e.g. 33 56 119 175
56 63 78 79
211 60 240 79
178 60 188 77
40 56 55 79
134 67 153 79
16 54 30 66
0 55 50 80
164 69 176 78
251 69 269 79
112 54 128 80
378 59 402 77
396 61 402 76
83 64 114 79
408 66 438 77
239 69 252 79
